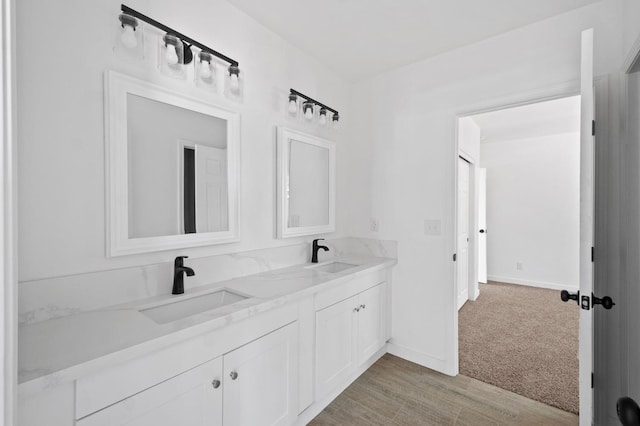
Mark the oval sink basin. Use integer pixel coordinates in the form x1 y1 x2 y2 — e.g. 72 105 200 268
140 290 248 324
306 261 359 273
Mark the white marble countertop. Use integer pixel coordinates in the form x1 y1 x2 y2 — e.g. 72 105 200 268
18 255 396 397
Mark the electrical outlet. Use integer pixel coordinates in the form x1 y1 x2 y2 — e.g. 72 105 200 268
424 219 441 236
516 262 523 271
370 218 379 232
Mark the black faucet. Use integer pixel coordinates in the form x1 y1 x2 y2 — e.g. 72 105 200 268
172 256 195 295
312 239 329 263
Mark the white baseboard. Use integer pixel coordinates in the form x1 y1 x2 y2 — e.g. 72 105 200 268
386 342 455 376
486 275 578 292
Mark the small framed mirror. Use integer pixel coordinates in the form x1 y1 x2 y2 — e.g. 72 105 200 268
277 127 336 238
105 71 240 256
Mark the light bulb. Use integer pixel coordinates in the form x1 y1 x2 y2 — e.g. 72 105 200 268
230 73 239 92
199 61 212 79
288 99 298 114
304 105 314 120
166 44 179 65
319 109 327 126
121 25 137 49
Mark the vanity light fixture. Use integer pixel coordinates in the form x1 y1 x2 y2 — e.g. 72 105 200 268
119 13 139 48
114 12 144 58
303 101 315 121
117 5 242 97
289 89 340 127
288 93 299 115
319 108 328 126
195 51 216 90
197 51 213 79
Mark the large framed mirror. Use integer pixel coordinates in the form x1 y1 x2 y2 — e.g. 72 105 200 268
277 127 335 238
105 71 240 256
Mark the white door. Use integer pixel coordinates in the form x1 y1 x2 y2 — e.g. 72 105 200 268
578 28 595 426
223 323 298 426
77 357 223 426
457 157 470 310
478 168 487 284
195 145 228 232
315 295 359 399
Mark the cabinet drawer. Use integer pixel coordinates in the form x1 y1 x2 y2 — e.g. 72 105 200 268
314 269 385 311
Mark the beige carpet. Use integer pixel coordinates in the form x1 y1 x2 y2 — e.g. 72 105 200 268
459 281 579 414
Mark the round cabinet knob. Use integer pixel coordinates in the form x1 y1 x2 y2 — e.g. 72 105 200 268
230 371 238 380
211 379 221 389
353 307 360 313
360 304 366 310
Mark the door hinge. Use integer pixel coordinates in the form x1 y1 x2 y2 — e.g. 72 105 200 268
453 253 457 262
591 246 595 263
592 120 596 136
592 372 594 388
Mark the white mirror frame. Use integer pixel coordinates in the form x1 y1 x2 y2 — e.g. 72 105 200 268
277 126 336 238
105 70 240 256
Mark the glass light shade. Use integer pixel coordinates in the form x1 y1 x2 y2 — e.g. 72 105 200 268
319 108 328 126
195 51 216 90
224 65 244 102
114 13 144 60
303 101 314 121
158 34 186 79
287 94 299 118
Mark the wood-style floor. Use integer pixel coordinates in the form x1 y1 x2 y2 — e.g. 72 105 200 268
309 354 578 426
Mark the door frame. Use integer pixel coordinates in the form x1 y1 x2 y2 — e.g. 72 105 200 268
450 77 608 416
617 30 640 425
1 0 17 424
450 80 582 378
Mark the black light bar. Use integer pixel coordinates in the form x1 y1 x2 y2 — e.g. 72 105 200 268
121 4 239 67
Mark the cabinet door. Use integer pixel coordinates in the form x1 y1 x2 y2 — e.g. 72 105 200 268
77 357 222 426
223 322 298 426
357 283 386 363
315 295 359 399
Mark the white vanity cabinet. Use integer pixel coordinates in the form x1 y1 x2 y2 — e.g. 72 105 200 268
77 357 224 426
76 322 298 426
222 322 298 426
315 281 387 400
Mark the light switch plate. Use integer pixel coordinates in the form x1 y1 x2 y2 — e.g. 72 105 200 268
424 219 441 236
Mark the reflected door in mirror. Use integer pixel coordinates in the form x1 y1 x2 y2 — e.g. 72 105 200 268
127 94 229 238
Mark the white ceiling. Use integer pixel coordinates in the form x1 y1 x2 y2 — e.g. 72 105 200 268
228 0 600 80
471 95 581 143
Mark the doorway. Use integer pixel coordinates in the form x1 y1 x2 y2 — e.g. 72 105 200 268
455 95 582 415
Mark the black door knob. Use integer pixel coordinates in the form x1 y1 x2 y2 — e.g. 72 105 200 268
560 290 579 304
593 294 615 310
617 397 640 426
479 229 485 234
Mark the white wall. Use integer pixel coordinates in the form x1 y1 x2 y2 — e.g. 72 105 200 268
622 0 640 62
480 133 580 291
347 0 622 381
16 0 351 282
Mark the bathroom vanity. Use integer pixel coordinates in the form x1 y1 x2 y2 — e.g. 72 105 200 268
18 256 396 426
